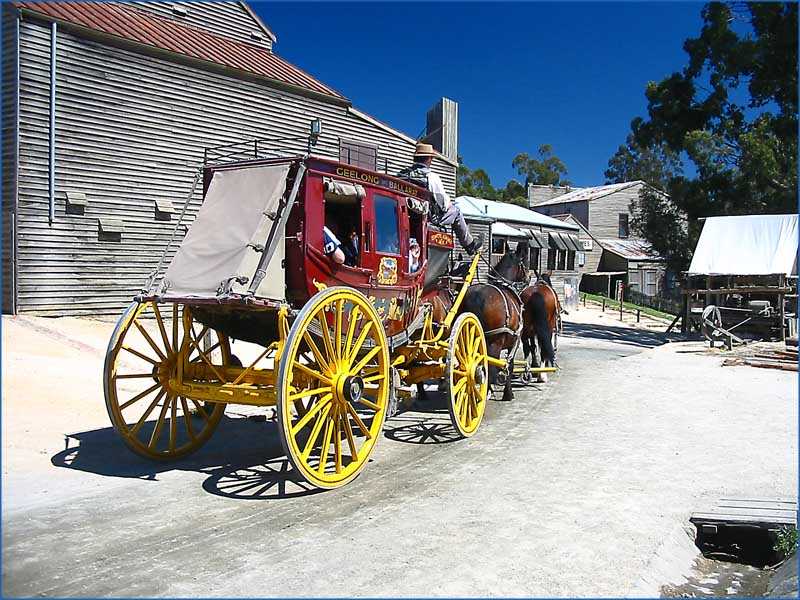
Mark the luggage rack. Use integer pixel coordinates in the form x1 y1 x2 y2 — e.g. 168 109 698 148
203 134 390 173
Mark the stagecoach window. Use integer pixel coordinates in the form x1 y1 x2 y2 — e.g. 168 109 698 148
340 140 378 170
374 194 400 255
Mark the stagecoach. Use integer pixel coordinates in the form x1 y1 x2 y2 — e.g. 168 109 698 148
104 144 509 489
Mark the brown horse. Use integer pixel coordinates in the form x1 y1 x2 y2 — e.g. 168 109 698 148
458 241 530 401
520 271 559 382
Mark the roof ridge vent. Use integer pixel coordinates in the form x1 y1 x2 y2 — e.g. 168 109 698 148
171 4 188 17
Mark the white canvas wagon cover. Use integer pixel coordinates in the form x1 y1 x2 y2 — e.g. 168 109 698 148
163 163 292 300
688 214 798 276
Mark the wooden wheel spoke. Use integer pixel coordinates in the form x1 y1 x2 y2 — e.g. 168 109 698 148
292 361 331 384
343 305 361 361
351 346 381 376
334 413 343 474
288 385 331 402
172 304 179 351
186 333 225 382
180 397 197 442
152 303 172 355
317 415 335 475
148 394 173 449
345 402 372 440
189 398 211 423
133 319 167 362
316 312 336 365
119 382 161 411
468 387 480 420
452 376 467 396
363 373 385 384
121 345 160 366
342 414 359 461
169 393 178 452
300 402 332 460
292 394 332 435
130 389 167 435
357 396 381 411
457 388 469 422
334 299 344 360
347 321 374 365
302 330 331 374
116 372 159 380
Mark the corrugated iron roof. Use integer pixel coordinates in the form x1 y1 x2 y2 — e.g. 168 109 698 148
456 196 579 231
598 238 663 261
531 181 643 207
13 2 346 101
491 222 528 238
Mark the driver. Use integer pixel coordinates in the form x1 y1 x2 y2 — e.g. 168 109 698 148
397 143 483 255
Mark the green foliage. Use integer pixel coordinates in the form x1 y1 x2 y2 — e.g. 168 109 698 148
605 133 683 191
774 526 798 558
513 145 571 187
457 146 570 207
607 2 798 270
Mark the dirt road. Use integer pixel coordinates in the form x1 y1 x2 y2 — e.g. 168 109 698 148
2 306 796 597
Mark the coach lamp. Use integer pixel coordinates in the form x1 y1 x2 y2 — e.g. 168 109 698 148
308 118 322 151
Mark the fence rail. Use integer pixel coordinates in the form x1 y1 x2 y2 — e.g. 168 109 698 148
625 288 682 316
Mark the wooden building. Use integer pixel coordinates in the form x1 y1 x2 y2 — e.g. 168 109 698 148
1 1 457 315
455 195 581 302
530 181 667 297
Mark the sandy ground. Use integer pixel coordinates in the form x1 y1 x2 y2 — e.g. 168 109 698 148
2 303 796 597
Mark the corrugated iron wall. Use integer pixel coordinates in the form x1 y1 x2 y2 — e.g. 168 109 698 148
128 1 273 50
2 4 18 314
13 17 456 315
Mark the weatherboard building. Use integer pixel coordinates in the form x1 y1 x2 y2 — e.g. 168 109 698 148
1 1 457 315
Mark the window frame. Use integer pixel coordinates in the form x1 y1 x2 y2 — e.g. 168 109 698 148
373 193 401 256
618 213 629 239
339 139 378 171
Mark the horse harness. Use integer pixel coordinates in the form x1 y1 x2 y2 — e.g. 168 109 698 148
482 281 523 338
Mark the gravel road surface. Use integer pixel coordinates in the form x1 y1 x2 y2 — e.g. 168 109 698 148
2 306 796 597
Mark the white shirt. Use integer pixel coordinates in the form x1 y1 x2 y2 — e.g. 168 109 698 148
426 170 452 211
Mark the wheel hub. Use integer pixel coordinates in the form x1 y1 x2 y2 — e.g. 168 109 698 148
473 365 486 385
341 375 364 403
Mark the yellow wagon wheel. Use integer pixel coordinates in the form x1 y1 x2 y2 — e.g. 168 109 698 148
277 287 389 489
104 301 230 460
446 312 489 437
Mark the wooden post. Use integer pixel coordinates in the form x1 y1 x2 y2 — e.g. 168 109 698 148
620 296 623 321
637 309 641 323
682 287 690 335
602 297 606 312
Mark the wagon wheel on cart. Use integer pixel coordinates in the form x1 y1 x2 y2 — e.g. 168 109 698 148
446 312 489 438
104 301 231 460
277 287 390 489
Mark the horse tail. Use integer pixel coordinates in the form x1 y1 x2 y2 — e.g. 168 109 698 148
529 291 555 365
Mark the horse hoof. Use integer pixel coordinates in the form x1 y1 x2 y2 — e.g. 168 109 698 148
537 372 548 383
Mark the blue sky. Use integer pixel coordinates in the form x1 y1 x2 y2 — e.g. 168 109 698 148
253 2 706 188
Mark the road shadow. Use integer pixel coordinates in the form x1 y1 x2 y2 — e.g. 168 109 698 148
384 388 462 445
562 320 679 348
51 415 321 500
